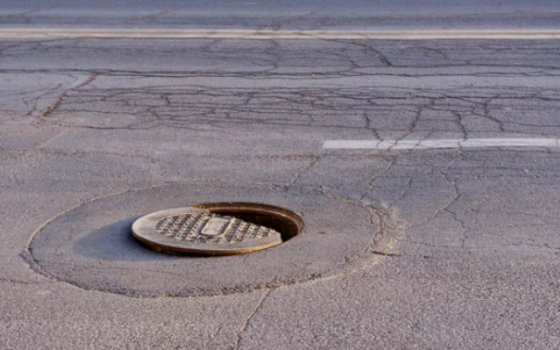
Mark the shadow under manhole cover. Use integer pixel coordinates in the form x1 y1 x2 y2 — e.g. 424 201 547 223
132 203 304 255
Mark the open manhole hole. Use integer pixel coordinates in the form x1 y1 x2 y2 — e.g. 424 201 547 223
132 203 304 256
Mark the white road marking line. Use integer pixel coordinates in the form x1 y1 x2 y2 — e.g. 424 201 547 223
323 138 560 150
2 28 560 40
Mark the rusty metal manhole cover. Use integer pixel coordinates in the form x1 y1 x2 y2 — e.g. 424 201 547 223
132 203 303 256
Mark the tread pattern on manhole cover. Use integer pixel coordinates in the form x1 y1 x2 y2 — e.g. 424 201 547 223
131 206 288 255
155 212 277 243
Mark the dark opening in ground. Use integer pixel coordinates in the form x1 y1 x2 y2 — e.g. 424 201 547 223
193 202 304 242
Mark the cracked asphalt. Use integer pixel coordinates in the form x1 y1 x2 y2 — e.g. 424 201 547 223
2 1 560 349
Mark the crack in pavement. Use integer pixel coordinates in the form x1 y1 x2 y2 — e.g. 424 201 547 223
21 83 560 138
233 289 271 350
38 74 96 117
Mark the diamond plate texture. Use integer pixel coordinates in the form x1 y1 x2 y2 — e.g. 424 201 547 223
155 212 278 244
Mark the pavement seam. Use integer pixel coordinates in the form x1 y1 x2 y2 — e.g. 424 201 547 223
3 67 560 78
38 73 96 117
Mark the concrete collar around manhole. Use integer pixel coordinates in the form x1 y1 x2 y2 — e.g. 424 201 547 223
132 202 304 256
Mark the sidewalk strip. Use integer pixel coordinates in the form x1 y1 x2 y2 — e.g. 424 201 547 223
2 28 560 40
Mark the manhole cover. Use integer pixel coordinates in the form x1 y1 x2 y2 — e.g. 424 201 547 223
132 203 303 255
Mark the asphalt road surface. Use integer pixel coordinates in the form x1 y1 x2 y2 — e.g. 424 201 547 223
1 1 560 349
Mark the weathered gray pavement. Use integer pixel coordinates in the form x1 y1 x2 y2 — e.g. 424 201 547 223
2 2 560 349
2 0 560 30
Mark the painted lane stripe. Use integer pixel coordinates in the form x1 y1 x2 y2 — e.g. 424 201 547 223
323 138 560 150
2 28 560 40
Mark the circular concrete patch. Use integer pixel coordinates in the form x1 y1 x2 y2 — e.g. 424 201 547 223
28 183 384 297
